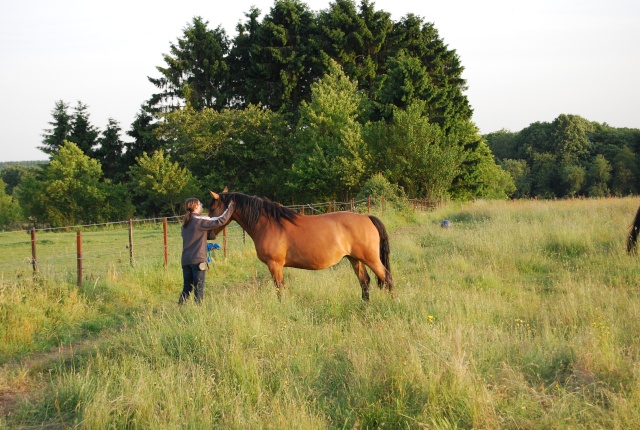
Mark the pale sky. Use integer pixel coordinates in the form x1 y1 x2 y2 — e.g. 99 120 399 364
1 0 638 162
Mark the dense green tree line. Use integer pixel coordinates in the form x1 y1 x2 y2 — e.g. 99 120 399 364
4 1 638 229
2 0 518 227
485 114 640 198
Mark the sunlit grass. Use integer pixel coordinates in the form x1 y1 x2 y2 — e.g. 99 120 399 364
3 197 640 428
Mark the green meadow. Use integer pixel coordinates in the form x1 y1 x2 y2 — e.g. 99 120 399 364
2 197 640 429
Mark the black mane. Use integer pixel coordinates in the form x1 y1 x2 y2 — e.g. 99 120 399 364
216 192 298 228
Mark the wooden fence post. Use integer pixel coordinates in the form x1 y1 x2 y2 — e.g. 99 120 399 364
128 219 133 266
77 231 82 287
223 227 227 258
381 196 385 217
367 196 370 213
163 217 168 268
31 228 37 275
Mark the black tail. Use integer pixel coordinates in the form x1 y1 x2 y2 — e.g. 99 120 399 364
627 205 640 255
368 215 393 290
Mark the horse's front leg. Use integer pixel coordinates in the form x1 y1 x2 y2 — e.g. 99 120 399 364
267 260 285 301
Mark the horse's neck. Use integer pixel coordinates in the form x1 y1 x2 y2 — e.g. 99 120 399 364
233 210 260 239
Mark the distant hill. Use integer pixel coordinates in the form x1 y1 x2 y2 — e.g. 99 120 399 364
0 160 47 171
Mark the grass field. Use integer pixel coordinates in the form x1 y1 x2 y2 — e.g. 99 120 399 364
2 197 640 429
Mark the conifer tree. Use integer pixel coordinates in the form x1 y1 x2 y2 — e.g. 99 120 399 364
250 0 323 113
125 105 163 167
40 100 72 156
68 101 100 156
148 16 230 112
95 118 125 181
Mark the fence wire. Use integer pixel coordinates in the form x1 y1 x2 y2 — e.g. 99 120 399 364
0 197 438 286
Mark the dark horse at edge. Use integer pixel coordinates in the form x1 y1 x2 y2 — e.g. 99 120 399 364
207 189 393 301
627 205 640 254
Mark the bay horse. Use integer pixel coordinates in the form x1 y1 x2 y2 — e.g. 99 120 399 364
207 189 393 301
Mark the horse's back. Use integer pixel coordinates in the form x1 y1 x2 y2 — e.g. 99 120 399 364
294 211 377 237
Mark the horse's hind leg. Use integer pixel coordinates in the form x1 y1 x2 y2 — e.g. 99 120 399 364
347 257 370 301
360 252 390 291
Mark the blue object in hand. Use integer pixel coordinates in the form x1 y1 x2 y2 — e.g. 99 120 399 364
206 243 220 263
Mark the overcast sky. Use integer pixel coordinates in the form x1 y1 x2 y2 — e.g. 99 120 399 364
1 0 638 162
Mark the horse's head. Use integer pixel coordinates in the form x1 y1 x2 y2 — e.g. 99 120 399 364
207 186 232 239
208 188 296 237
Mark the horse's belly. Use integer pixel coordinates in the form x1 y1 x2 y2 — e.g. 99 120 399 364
283 247 345 270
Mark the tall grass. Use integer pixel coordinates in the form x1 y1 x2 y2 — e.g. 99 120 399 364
3 197 640 429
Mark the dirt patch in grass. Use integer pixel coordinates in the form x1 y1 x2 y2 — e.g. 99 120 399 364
0 342 98 419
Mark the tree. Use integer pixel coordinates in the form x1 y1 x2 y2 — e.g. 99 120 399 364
530 152 559 198
317 0 393 99
382 14 472 129
160 102 294 199
12 170 47 224
375 50 430 114
560 164 587 197
136 2 553 201
485 129 519 161
365 101 463 200
450 135 515 200
149 16 230 112
611 145 638 195
40 100 100 158
0 178 21 226
356 172 406 208
125 105 164 168
227 7 263 108
516 121 556 162
40 100 72 156
587 154 611 197
68 101 100 156
128 150 199 216
15 142 133 226
289 60 367 201
590 124 639 159
0 165 36 195
250 0 324 114
43 141 104 225
95 118 125 181
204 106 292 198
500 159 532 198
552 114 594 164
100 180 135 222
483 115 640 198
354 0 395 94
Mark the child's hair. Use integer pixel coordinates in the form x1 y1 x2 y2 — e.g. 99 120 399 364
183 197 201 227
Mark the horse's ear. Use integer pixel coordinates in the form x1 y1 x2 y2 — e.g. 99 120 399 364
209 190 219 200
223 186 229 193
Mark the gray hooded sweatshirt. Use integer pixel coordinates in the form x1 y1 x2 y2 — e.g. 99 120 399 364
181 205 234 266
